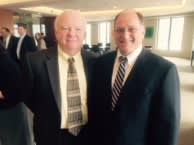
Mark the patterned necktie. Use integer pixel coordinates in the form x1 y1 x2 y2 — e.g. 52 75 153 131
67 57 83 136
112 56 127 110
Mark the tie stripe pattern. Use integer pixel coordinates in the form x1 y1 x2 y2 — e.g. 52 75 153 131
67 58 83 136
112 56 127 110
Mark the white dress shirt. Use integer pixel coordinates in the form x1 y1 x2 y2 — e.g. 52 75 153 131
4 35 11 49
16 33 26 59
112 46 143 87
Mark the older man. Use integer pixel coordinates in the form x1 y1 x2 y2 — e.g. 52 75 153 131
0 10 95 145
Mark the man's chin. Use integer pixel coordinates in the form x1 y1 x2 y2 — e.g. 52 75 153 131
66 44 80 49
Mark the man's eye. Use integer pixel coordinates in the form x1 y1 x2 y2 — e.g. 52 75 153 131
61 27 68 31
115 28 124 33
76 28 81 31
128 28 137 32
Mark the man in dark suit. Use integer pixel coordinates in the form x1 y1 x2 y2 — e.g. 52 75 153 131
89 9 180 145
16 23 37 63
15 23 38 144
0 28 33 145
0 10 95 145
1 27 18 60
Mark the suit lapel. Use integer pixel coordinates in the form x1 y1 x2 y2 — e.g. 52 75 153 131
45 47 61 112
114 49 147 111
81 49 89 83
105 52 117 110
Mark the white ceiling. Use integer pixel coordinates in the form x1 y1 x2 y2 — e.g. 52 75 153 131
0 0 194 20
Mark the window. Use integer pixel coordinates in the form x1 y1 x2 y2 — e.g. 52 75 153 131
157 17 184 51
40 24 46 36
84 24 91 46
32 24 46 37
13 24 19 37
32 24 41 37
98 22 110 47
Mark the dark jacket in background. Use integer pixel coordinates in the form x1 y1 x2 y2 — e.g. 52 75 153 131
17 35 37 62
6 35 19 61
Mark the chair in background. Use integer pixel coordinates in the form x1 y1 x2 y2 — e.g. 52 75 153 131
91 44 103 56
97 42 103 48
82 44 90 51
104 43 111 54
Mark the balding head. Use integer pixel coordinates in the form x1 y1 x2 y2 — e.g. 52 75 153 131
54 9 86 31
54 9 86 56
114 9 144 28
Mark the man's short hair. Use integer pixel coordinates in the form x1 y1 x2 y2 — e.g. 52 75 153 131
114 10 144 27
17 23 27 29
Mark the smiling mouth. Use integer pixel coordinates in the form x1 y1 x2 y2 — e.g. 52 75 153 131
119 40 133 43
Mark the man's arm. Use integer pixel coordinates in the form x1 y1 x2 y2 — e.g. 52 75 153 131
0 51 22 108
147 64 180 145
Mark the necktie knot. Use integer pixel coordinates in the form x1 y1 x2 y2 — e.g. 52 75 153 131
119 56 127 64
68 57 75 64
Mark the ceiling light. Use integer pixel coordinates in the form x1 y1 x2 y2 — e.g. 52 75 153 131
0 0 40 5
21 6 63 15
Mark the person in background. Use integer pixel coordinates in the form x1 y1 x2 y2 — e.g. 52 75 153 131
0 30 3 43
0 9 96 145
0 27 18 61
0 40 33 145
34 32 47 50
16 23 37 63
89 9 180 145
16 24 38 144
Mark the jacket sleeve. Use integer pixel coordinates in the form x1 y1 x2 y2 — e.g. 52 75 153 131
0 52 22 109
147 64 180 145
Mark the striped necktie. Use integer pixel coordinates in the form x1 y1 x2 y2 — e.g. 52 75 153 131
67 57 83 136
112 56 127 110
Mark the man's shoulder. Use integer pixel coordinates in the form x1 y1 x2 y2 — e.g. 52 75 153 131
141 50 176 71
98 50 116 61
81 49 99 63
26 49 50 61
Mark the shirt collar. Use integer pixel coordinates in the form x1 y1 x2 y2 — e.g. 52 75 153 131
116 45 143 66
20 33 26 38
6 34 11 40
58 46 81 62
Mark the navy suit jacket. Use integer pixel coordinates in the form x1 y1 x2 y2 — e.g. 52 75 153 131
89 49 180 145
